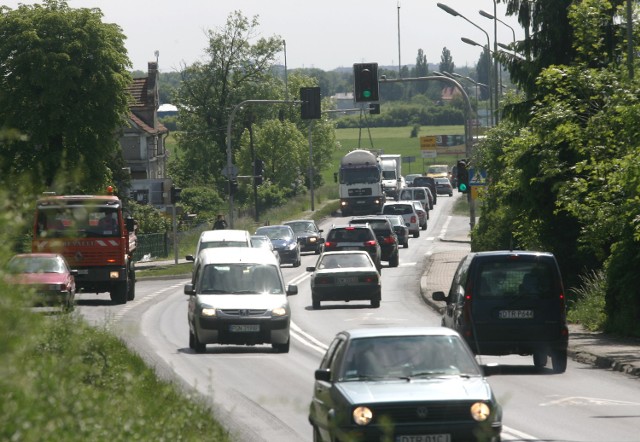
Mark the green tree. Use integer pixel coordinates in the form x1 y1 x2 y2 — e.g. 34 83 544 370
439 47 455 75
413 49 430 95
173 11 283 189
0 0 131 193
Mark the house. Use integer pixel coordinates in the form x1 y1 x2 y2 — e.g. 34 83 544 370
119 61 171 206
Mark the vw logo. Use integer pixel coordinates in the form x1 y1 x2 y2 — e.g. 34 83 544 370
416 406 429 419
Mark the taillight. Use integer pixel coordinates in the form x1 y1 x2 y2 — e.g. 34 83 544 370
383 236 395 244
411 216 417 223
364 240 377 247
324 241 335 248
360 275 379 284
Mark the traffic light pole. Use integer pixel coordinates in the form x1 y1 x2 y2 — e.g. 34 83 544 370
379 76 476 228
226 99 301 228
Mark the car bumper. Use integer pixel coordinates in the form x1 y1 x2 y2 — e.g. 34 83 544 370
313 286 380 302
195 316 290 345
276 248 299 263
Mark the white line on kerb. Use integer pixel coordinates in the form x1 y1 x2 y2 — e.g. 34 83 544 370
439 215 452 240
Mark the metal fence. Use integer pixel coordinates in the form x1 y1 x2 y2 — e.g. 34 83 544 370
133 233 169 261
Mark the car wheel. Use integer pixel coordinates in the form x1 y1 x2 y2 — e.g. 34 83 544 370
404 240 409 248
389 252 399 267
371 297 380 308
315 246 321 255
312 293 321 310
421 222 427 230
193 330 206 354
533 351 548 370
188 329 195 349
312 425 322 442
551 348 567 373
273 338 290 353
413 230 420 238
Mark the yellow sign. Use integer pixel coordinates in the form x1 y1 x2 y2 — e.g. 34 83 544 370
420 136 437 149
471 186 487 200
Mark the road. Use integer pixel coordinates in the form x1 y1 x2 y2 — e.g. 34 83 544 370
76 194 640 442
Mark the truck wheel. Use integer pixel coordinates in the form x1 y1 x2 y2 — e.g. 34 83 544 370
110 281 128 304
127 268 136 301
551 348 567 373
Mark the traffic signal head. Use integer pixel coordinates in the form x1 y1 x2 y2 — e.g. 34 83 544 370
170 185 182 204
300 87 321 119
456 160 469 193
353 63 380 102
254 158 264 186
229 179 238 196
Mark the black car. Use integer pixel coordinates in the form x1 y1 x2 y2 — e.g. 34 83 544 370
323 224 382 271
309 327 503 442
412 176 437 205
254 225 301 267
383 214 409 248
433 250 569 373
349 216 399 267
283 219 324 254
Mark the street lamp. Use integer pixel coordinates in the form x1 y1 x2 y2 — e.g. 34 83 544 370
437 3 495 126
451 72 490 133
460 36 494 126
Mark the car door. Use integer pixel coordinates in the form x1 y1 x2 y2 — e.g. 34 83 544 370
443 256 470 330
310 336 346 438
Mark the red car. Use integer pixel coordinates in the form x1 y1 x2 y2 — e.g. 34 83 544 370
6 253 77 312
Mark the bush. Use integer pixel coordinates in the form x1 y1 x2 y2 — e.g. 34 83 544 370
567 269 607 331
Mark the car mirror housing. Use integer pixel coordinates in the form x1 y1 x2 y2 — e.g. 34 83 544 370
306 266 316 272
432 291 448 302
184 284 195 296
314 368 331 382
287 284 298 296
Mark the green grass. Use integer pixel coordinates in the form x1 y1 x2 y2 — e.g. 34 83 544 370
136 262 193 278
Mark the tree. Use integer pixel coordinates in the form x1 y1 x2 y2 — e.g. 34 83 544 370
475 48 492 101
439 47 455 75
413 49 429 95
0 0 132 193
173 11 283 189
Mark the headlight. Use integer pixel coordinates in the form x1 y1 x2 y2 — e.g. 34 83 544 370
287 242 297 250
308 237 317 243
48 283 65 291
201 307 217 317
353 406 373 426
272 307 287 316
470 402 491 421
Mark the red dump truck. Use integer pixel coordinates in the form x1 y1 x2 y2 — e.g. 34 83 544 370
32 188 137 304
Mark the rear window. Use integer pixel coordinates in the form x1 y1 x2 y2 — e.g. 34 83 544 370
350 219 390 234
328 228 373 242
475 261 556 299
415 189 426 199
383 204 412 215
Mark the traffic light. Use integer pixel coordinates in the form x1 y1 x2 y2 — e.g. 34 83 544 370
456 160 469 193
353 63 380 102
254 158 264 185
229 179 238 196
170 185 182 204
300 87 321 119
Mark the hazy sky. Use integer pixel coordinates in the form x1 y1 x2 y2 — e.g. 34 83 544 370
3 0 525 73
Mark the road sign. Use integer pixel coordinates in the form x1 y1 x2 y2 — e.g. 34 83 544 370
421 150 437 158
402 156 416 163
468 168 487 186
221 164 238 179
420 136 437 149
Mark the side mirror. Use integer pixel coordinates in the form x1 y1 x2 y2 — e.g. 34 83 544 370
286 284 298 296
184 284 195 296
70 269 79 277
314 368 331 382
306 266 316 272
432 291 448 303
185 255 194 262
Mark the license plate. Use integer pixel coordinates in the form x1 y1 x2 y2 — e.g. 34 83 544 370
499 310 534 319
342 247 359 251
77 269 89 275
396 434 450 442
229 324 259 332
337 277 357 285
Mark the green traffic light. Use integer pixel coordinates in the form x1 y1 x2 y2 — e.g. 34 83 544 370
459 183 467 192
363 90 371 98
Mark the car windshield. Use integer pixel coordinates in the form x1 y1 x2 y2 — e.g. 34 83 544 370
8 256 66 274
339 335 481 381
286 222 315 234
250 237 270 248
200 241 248 251
318 253 372 269
256 227 293 240
383 205 412 215
199 263 282 294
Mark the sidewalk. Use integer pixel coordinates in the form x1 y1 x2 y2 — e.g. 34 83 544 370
421 214 640 378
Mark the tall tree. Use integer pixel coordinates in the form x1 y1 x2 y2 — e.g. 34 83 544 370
0 0 131 193
414 49 429 95
174 11 283 188
439 47 455 75
475 48 492 101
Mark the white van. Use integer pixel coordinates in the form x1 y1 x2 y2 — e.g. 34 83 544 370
186 229 253 281
184 247 298 353
398 186 433 211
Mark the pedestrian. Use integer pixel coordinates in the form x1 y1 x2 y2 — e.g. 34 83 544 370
213 214 227 230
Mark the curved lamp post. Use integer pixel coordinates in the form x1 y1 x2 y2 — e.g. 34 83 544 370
437 3 494 126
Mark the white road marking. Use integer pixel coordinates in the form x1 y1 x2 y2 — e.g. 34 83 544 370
439 215 452 240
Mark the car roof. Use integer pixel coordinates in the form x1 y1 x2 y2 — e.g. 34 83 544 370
341 327 461 339
320 250 369 257
11 253 63 259
383 201 415 207
199 229 251 242
284 219 316 225
198 247 279 265
469 250 555 259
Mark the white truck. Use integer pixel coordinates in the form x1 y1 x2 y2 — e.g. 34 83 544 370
337 149 386 217
379 154 404 199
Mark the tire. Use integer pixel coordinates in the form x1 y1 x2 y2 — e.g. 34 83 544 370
312 293 321 310
389 252 399 267
294 254 302 267
404 240 409 249
371 298 380 308
421 222 427 230
127 268 136 301
315 246 321 255
551 348 567 373
312 425 322 442
273 338 290 353
189 329 196 349
110 281 128 304
413 230 420 238
193 330 206 354
533 351 548 370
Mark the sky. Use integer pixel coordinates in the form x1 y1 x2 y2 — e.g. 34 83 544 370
3 0 525 73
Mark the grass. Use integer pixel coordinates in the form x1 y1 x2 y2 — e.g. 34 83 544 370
567 269 607 331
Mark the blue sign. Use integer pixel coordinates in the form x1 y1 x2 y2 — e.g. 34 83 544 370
468 168 487 186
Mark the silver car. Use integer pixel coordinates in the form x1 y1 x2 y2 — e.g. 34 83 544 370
184 248 298 353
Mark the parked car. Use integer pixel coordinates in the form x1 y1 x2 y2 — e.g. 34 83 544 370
306 251 381 309
411 176 438 205
254 225 301 267
5 253 77 312
435 177 454 196
250 235 280 264
381 202 420 238
184 248 298 353
383 214 409 248
322 224 382 271
283 219 324 254
349 215 399 267
432 250 569 373
309 327 503 442
410 200 428 230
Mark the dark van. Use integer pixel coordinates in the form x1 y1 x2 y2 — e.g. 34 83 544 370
432 250 569 373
